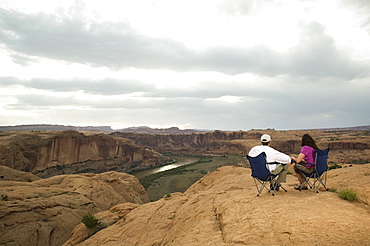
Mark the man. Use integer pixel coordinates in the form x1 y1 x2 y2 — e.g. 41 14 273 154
248 134 291 189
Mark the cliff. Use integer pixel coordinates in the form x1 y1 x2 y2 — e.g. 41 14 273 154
112 129 370 164
1 129 369 176
64 164 370 246
0 130 162 175
0 168 149 246
111 130 259 155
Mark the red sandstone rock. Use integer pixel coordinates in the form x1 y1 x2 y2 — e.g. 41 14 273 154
70 165 370 246
0 170 149 246
0 130 161 173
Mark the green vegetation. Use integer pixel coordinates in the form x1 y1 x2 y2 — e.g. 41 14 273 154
81 214 109 237
139 156 214 189
328 163 342 170
56 165 65 170
89 222 108 237
339 188 357 202
1 194 8 201
328 136 340 141
128 157 178 175
82 214 98 229
140 155 245 201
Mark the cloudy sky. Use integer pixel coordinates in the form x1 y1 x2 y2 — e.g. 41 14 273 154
0 0 369 131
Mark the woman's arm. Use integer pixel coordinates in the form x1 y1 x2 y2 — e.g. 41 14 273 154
292 153 305 163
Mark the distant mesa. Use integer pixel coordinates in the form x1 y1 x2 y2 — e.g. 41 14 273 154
0 124 114 132
115 126 210 134
2 124 370 134
0 124 211 134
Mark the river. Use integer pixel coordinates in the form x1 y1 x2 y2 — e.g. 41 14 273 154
131 156 200 179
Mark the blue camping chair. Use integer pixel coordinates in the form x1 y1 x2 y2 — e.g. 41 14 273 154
247 152 287 196
296 148 330 193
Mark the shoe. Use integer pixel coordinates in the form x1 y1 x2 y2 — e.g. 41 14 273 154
294 185 308 190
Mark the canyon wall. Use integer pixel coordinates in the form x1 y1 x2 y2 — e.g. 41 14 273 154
0 130 162 174
111 130 260 155
111 130 308 155
1 129 369 175
112 129 370 164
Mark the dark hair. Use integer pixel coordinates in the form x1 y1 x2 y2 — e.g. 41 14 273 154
301 134 318 149
261 142 269 146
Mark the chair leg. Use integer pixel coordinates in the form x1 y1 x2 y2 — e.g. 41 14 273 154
254 178 269 196
253 177 287 196
278 184 287 192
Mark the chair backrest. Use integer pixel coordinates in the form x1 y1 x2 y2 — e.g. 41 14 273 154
247 152 271 181
315 148 330 175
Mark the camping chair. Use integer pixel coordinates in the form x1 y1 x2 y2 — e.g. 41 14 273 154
247 152 287 196
296 148 330 193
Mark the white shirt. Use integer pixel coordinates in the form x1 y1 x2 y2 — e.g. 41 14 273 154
248 145 291 171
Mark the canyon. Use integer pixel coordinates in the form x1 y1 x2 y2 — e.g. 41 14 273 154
0 127 370 245
0 130 163 177
1 129 369 178
112 129 370 164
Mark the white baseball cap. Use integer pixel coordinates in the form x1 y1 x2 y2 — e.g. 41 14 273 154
260 134 271 143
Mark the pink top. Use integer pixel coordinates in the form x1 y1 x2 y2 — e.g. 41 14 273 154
301 145 316 168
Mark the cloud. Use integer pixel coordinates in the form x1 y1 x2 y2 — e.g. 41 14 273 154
341 0 370 31
220 0 281 16
0 7 367 78
286 22 368 79
2 74 369 129
0 77 154 95
0 1 369 130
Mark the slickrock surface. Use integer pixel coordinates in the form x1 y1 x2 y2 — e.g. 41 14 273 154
71 164 370 246
0 171 149 246
0 165 40 182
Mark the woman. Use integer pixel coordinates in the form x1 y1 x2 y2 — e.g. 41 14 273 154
292 134 318 190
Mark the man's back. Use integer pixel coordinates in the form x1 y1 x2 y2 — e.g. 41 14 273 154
249 145 291 171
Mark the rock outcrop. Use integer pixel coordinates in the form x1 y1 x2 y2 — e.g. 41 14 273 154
66 164 370 246
0 170 149 246
0 130 162 175
0 164 40 182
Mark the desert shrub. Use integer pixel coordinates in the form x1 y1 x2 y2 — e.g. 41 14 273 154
328 163 342 170
200 170 208 175
82 214 98 228
339 188 357 202
1 194 8 201
89 222 108 236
